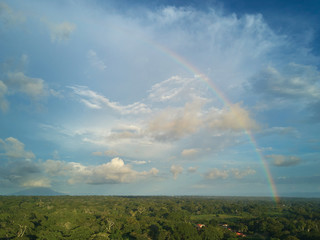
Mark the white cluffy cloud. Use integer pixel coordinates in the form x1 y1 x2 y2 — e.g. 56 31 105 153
0 137 35 159
44 157 159 184
5 72 47 98
170 164 183 179
22 178 51 188
147 99 205 141
207 103 260 131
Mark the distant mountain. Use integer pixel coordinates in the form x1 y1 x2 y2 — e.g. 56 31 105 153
11 187 65 196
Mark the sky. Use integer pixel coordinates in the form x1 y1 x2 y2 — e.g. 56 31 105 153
0 0 319 198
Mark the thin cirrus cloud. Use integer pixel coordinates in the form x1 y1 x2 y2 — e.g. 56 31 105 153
69 85 151 114
87 50 107 71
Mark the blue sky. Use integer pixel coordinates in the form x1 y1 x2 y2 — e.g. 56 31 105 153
0 0 319 197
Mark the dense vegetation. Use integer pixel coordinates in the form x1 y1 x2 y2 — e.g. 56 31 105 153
0 196 319 240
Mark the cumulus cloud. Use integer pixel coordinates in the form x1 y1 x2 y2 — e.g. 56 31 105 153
44 157 158 184
251 63 320 100
231 168 256 179
205 168 256 180
22 178 51 188
49 21 76 43
147 100 205 141
207 103 260 131
266 154 301 167
170 164 183 179
69 85 150 114
87 50 107 71
205 168 229 180
0 137 35 159
0 159 41 187
5 72 47 98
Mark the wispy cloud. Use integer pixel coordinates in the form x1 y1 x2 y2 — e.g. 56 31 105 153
0 81 8 112
87 50 107 71
252 63 320 100
69 85 151 114
48 21 76 43
0 2 25 26
266 154 301 167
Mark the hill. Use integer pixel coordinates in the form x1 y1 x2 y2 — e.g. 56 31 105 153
11 187 65 196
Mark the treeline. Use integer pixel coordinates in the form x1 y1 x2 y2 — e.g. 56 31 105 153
0 196 319 239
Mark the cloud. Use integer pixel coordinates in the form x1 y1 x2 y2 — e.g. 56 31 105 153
92 151 103 156
109 124 143 140
104 150 120 157
44 157 159 184
87 50 107 71
0 80 9 112
170 165 183 179
22 178 51 188
205 168 256 180
148 75 207 103
251 63 320 100
131 160 147 165
147 99 205 141
0 2 25 26
181 148 199 157
69 85 150 114
49 21 76 43
0 137 35 159
188 166 198 173
230 168 256 179
5 72 47 98
205 168 229 180
266 154 301 167
0 159 41 187
207 103 260 131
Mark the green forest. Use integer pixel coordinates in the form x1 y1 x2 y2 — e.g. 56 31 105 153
0 196 319 240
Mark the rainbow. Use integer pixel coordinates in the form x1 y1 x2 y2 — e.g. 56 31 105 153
150 41 280 204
